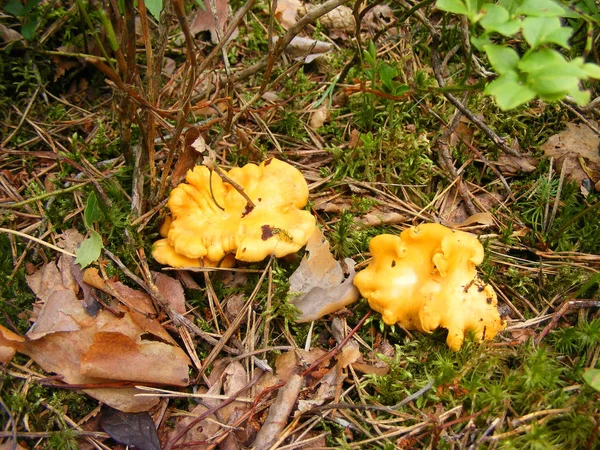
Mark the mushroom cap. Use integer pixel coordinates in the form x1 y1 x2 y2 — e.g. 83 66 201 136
152 158 316 267
354 223 505 351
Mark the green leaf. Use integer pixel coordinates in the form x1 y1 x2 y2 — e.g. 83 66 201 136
5 0 26 16
567 87 591 105
518 48 566 73
471 34 493 51
516 0 566 17
436 0 468 15
522 17 572 48
582 63 600 79
379 63 397 91
479 4 509 28
479 4 521 36
20 15 39 41
527 69 580 98
75 230 103 268
583 368 600 392
484 71 536 110
145 0 163 20
84 192 102 228
484 45 519 74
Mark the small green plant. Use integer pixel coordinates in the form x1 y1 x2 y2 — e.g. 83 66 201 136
437 0 600 109
5 0 41 40
75 192 104 268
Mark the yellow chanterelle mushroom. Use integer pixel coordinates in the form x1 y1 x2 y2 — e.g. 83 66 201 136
152 158 316 267
353 223 506 351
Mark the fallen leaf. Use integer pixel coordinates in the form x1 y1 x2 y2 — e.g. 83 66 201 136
497 153 538 176
252 374 303 450
362 4 394 33
275 0 303 29
100 408 160 450
190 0 239 44
0 325 24 364
508 328 535 344
83 268 156 316
454 212 495 228
303 4 355 39
6 257 191 412
225 293 245 322
0 23 23 43
289 228 360 322
309 103 330 129
171 127 203 187
357 208 407 226
279 36 333 63
51 45 81 81
541 122 600 189
153 272 186 314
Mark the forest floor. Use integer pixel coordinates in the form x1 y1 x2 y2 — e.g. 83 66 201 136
1 0 600 449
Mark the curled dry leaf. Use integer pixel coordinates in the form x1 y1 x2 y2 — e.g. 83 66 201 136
252 374 303 450
309 103 330 129
153 271 186 314
165 360 249 449
497 153 538 176
289 228 360 322
171 127 203 187
300 4 355 39
190 0 239 44
357 208 407 226
274 0 303 29
83 268 156 316
362 4 395 33
541 122 600 192
3 240 190 412
279 36 333 63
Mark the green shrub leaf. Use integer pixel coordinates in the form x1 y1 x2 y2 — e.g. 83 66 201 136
485 71 536 110
75 230 103 268
484 44 519 74
516 0 566 17
583 368 600 392
145 0 163 20
522 17 572 48
84 192 102 228
436 0 468 15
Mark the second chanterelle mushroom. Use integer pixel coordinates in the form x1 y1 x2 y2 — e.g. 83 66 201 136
152 158 316 267
353 223 506 351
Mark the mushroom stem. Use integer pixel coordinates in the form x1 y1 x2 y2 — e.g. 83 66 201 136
213 166 256 213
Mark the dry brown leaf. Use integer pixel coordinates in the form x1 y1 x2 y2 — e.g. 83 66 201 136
51 45 82 81
83 268 156 316
153 272 186 314
309 103 330 129
289 228 359 322
275 0 303 29
280 36 333 63
362 4 394 32
10 256 190 412
541 122 600 190
190 0 239 44
252 374 303 450
0 23 23 43
0 325 25 364
171 127 203 187
274 348 328 383
80 331 190 385
497 153 538 176
357 208 407 226
509 328 535 344
225 293 245 322
454 212 495 228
